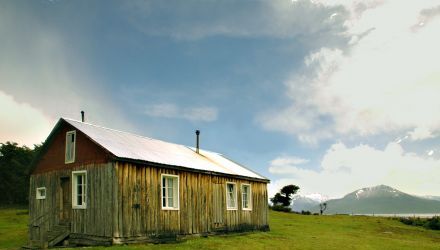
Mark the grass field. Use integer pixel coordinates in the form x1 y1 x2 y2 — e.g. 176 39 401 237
1 208 439 250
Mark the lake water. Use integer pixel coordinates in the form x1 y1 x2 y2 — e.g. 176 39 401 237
352 213 439 218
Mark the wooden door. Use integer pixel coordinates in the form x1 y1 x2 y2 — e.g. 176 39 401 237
60 177 71 224
212 182 224 229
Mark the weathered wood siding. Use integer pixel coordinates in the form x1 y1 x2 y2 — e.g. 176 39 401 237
29 163 116 243
29 161 268 245
114 162 268 240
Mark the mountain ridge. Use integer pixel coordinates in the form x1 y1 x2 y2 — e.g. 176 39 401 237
310 185 440 214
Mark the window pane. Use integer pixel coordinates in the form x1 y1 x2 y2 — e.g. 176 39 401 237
162 176 178 209
66 140 71 160
72 172 86 208
168 186 173 198
243 185 251 209
243 192 248 208
162 182 166 205
66 132 76 162
167 178 173 189
227 184 236 208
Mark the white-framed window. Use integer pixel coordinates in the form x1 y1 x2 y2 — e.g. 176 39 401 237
65 131 76 164
226 182 237 210
36 187 46 200
161 174 179 210
72 170 87 209
241 184 252 210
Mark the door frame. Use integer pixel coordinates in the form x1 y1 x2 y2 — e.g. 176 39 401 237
59 176 71 224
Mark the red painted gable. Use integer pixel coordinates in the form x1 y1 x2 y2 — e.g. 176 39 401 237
33 121 113 174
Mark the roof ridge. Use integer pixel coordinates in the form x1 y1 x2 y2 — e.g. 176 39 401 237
63 117 202 152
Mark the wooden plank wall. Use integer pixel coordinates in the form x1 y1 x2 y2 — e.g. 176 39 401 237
114 162 269 239
29 161 268 244
28 163 116 242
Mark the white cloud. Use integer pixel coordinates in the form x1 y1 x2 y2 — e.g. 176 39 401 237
124 0 348 42
259 0 440 144
271 156 310 166
0 91 54 146
269 156 310 175
408 127 436 141
182 107 218 122
144 103 179 118
269 141 440 198
145 103 218 122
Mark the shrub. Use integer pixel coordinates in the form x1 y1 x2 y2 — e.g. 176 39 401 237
424 217 440 230
271 205 292 212
398 216 440 230
301 210 311 215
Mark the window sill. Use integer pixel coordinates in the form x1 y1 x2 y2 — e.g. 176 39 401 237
226 208 238 211
242 208 252 211
161 207 179 211
72 206 86 209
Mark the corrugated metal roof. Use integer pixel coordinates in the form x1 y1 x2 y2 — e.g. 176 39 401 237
64 118 268 181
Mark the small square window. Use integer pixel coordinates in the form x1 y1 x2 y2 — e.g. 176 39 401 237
36 187 46 200
226 182 237 210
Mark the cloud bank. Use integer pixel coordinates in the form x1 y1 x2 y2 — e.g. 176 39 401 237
0 91 54 146
259 0 440 144
124 0 348 45
266 1 440 198
269 142 440 198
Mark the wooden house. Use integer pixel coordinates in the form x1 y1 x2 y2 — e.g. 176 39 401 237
27 118 269 248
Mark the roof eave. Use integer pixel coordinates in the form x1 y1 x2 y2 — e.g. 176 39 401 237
112 156 270 183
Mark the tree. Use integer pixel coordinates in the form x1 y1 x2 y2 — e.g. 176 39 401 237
0 142 42 205
319 202 327 215
271 184 300 207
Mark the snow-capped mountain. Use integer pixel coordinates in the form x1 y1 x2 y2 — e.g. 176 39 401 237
291 193 328 212
348 185 403 200
312 185 440 214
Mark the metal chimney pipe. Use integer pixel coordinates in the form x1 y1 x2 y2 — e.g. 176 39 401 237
81 111 85 122
195 130 200 154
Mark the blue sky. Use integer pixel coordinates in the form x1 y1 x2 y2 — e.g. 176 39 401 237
1 0 440 198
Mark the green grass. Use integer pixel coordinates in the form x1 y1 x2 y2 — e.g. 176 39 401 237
0 208 28 250
1 209 440 250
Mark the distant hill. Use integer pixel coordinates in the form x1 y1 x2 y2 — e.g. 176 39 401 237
313 185 440 214
421 195 440 201
291 195 322 212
